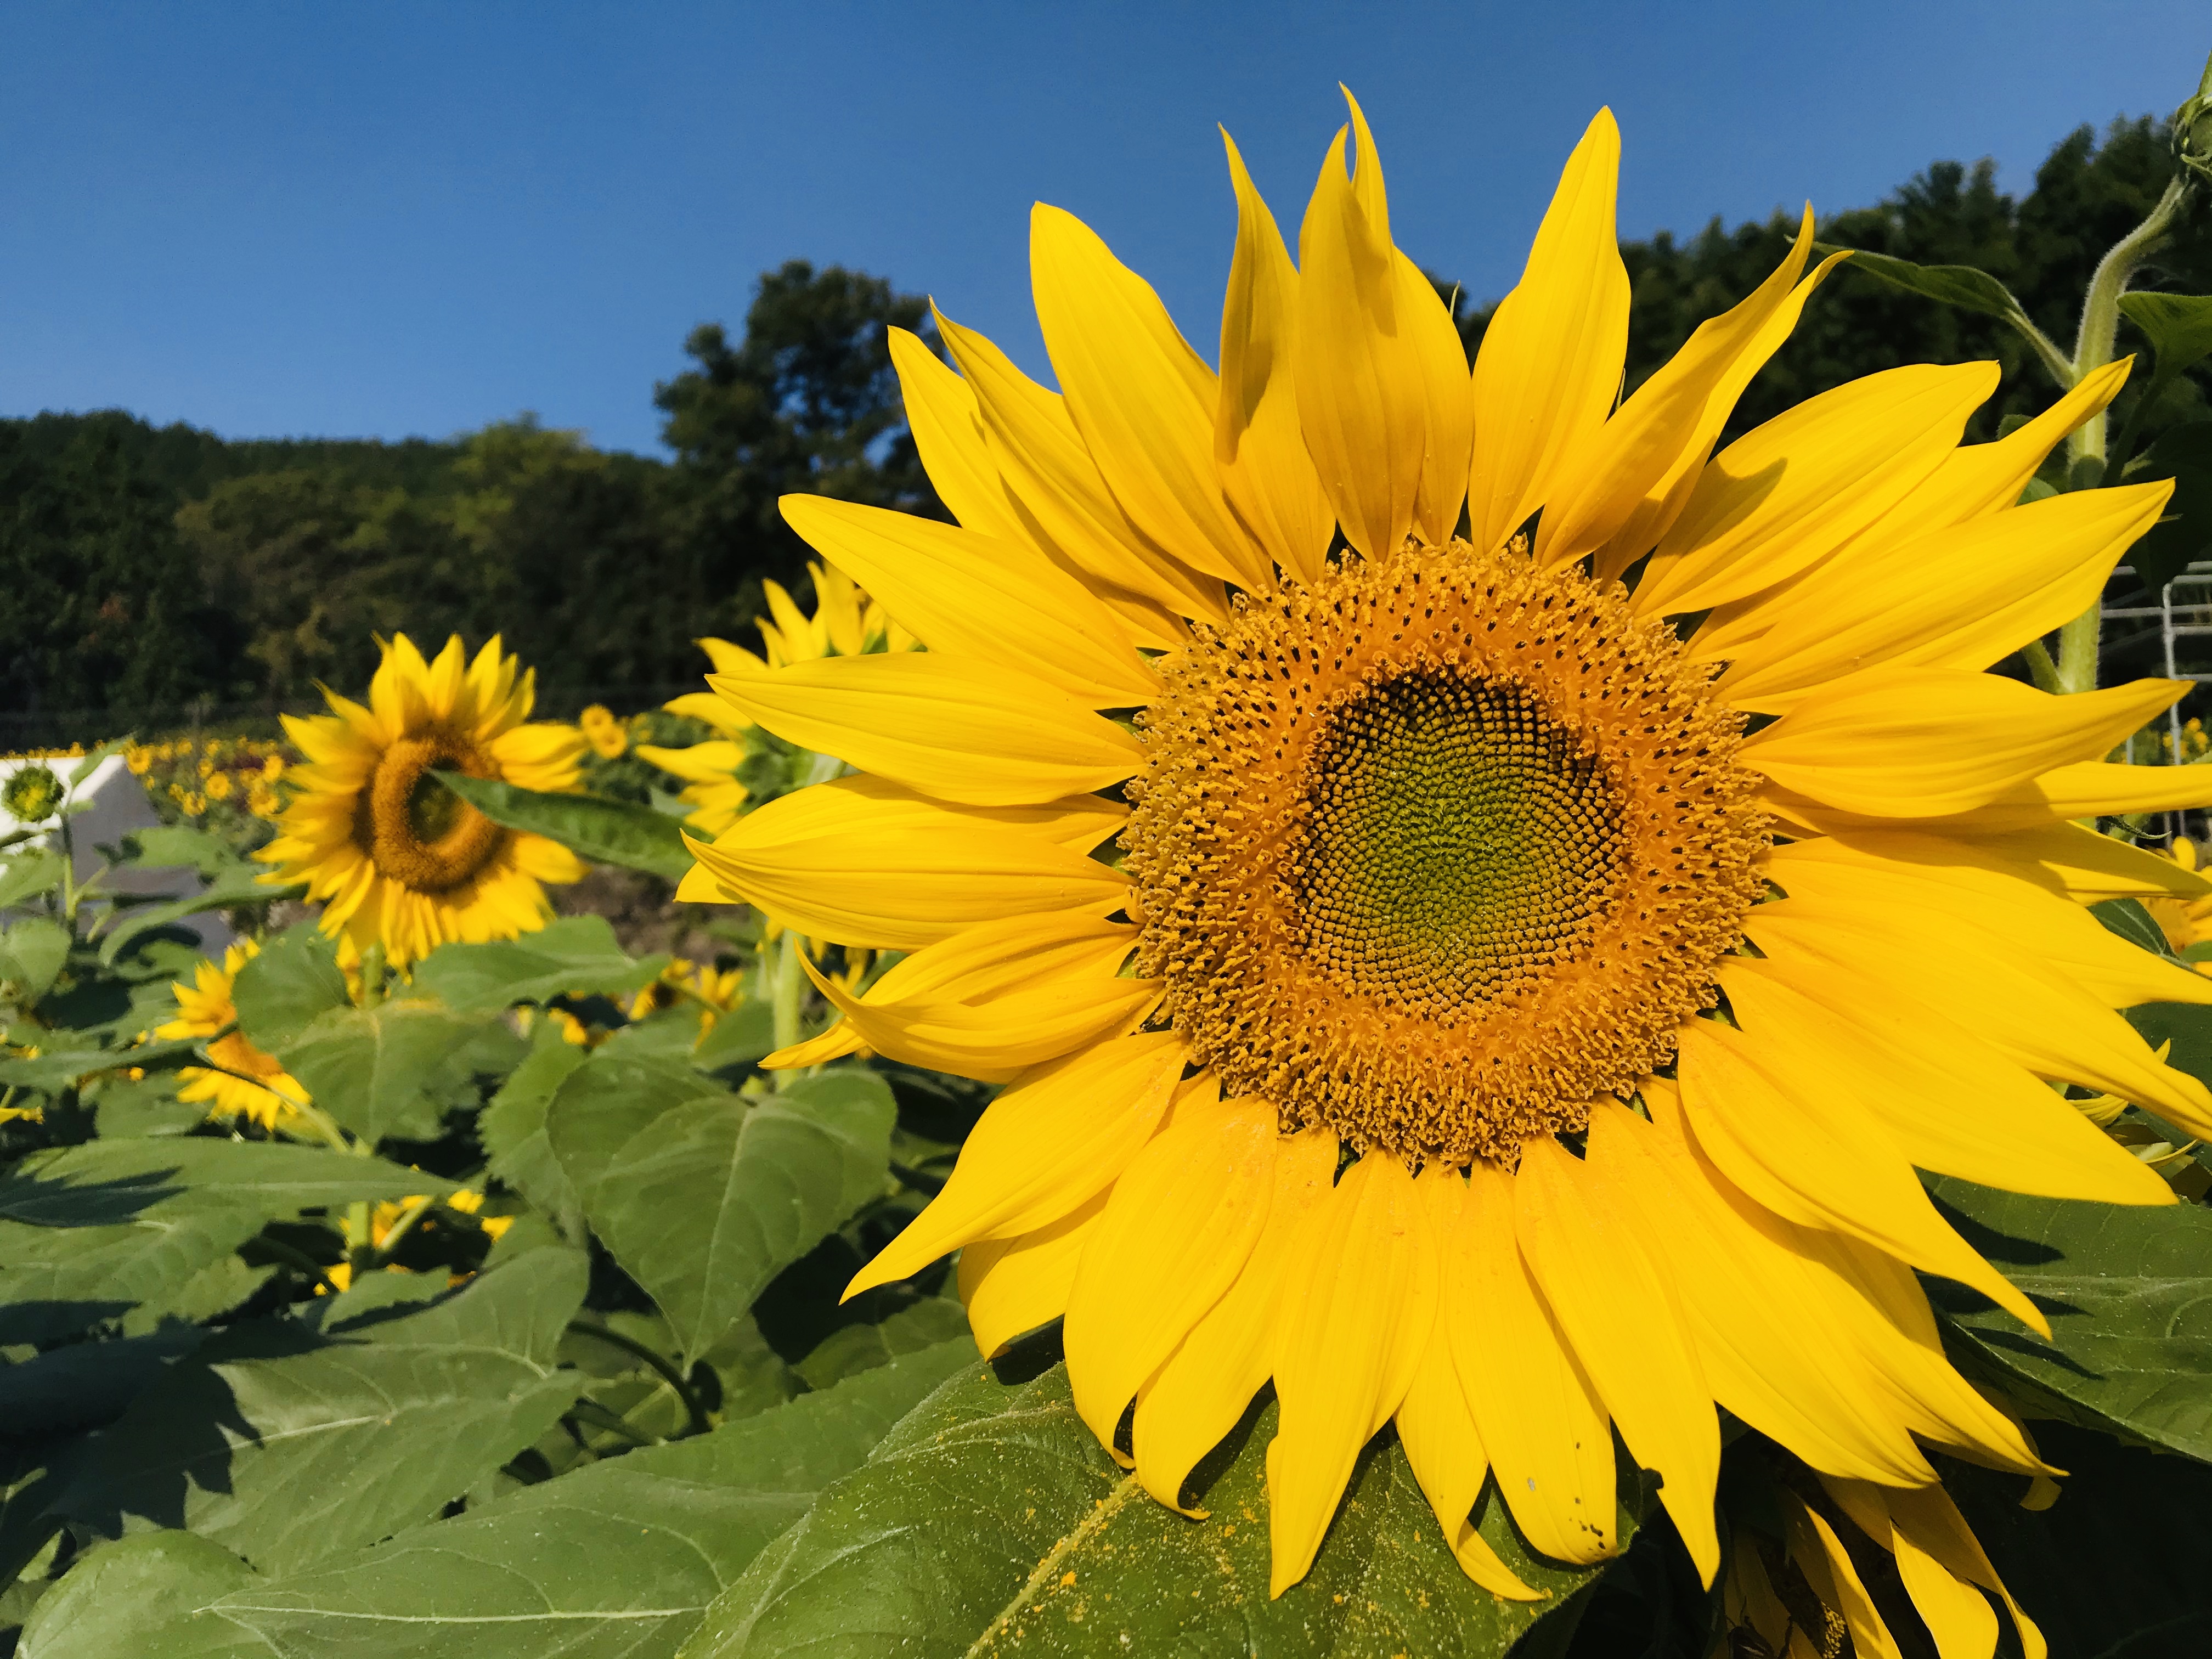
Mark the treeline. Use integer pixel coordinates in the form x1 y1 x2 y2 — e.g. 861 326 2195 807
3 117 2206 735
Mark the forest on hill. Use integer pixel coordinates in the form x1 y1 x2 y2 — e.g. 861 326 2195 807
2 114 2206 743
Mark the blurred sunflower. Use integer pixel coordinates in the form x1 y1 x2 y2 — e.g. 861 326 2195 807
2148 836 2212 973
258 634 586 967
157 941 309 1130
578 703 629 760
679 93 2209 1610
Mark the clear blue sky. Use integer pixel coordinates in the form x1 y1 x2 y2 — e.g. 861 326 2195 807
0 1 2203 455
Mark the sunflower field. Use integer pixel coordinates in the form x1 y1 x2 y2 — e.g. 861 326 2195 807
10 57 2212 1659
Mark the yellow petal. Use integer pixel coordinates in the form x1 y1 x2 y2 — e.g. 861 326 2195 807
1467 108 1630 557
1266 1151 1438 1596
1293 94 1468 557
1747 876 2212 1137
1636 362 1999 618
959 1187 1110 1358
1217 129 1335 587
659 691 751 738
1517 1132 1720 1584
885 325 1029 541
1781 1491 1904 1659
1882 1482 2046 1659
685 775 1127 951
1960 819 2212 902
1065 1096 1279 1448
1605 1097 1939 1487
1704 481 2174 708
1820 1479 2000 1659
935 305 1228 630
1723 953 2172 1207
1449 1160 1616 1566
793 948 1156 1082
843 1031 1186 1297
708 652 1143 808
1768 834 2212 1013
1392 1285 1544 1601
1131 1127 1336 1511
1537 212 1835 575
778 494 1159 707
1739 667 2185 817
1032 203 1270 590
1675 1016 2049 1335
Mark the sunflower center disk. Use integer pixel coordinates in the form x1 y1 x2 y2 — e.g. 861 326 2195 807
362 731 506 894
1297 673 1621 1017
1124 540 1768 1167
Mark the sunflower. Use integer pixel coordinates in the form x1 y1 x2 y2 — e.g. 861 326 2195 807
157 941 311 1129
578 703 630 760
639 561 917 834
258 634 587 967
678 94 2210 1610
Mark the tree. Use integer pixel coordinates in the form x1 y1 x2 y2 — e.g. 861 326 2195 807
653 261 944 602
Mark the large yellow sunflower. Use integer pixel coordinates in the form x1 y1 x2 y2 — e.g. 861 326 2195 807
259 634 587 967
157 941 310 1129
678 95 2209 1615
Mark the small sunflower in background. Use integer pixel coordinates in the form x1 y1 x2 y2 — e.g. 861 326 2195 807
258 634 586 967
682 91 2208 1622
638 560 915 834
157 941 309 1130
578 703 629 759
2150 836 2212 973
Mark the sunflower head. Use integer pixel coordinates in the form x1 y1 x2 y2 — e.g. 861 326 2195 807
257 634 588 967
156 940 310 1129
2 764 63 825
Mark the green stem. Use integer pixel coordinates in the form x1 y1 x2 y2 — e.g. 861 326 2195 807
370 1195 437 1263
253 1234 345 1294
563 1321 712 1438
2022 637 2062 693
2055 173 2192 698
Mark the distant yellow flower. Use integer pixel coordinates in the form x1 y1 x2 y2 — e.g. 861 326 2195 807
2148 837 2212 974
126 747 153 776
578 704 629 760
247 782 281 819
633 740 750 837
262 754 286 781
157 941 310 1129
205 770 234 802
181 790 206 816
257 635 587 968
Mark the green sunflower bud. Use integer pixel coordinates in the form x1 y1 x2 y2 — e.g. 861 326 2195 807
1 764 64 826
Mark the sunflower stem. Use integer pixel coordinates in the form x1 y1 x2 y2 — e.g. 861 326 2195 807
356 942 387 1008
2054 173 2191 697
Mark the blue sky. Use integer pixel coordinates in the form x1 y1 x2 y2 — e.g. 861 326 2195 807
0 1 2202 454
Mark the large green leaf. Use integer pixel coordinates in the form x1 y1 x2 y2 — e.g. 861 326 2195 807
98 867 305 966
273 998 493 1143
412 916 670 1014
0 917 70 1003
1930 1176 2212 1461
2119 292 2212 384
681 1361 1629 1659
479 1023 592 1237
229 923 351 1048
552 1066 895 1363
0 1209 264 1345
18 1531 262 1659
0 1035 200 1091
0 1139 458 1224
795 1296 968 1389
52 1248 589 1575
145 1341 979 1659
1942 1421 2212 1657
435 771 694 883
0 849 64 911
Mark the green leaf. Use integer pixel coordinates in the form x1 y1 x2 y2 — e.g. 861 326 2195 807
1929 1176 2212 1460
0 1035 200 1091
230 923 351 1049
2124 998 2212 1086
435 771 695 883
2092 897 2175 958
0 1327 205 1438
0 1208 264 1345
691 1000 776 1073
479 1022 592 1237
69 1342 977 1659
0 849 64 910
553 1066 896 1363
413 915 670 1013
0 917 70 1003
1821 245 2027 320
0 1139 459 1223
796 1295 969 1389
115 826 237 877
99 867 305 967
682 1362 1628 1659
274 997 494 1143
53 1248 589 1576
18 1531 262 1659
2119 291 2212 384
1941 1421 2212 1657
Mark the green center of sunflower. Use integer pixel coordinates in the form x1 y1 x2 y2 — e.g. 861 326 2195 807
1295 672 1622 1017
1124 539 1768 1166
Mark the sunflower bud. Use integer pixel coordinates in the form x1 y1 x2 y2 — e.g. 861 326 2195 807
1 764 64 825
2172 50 2212 191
